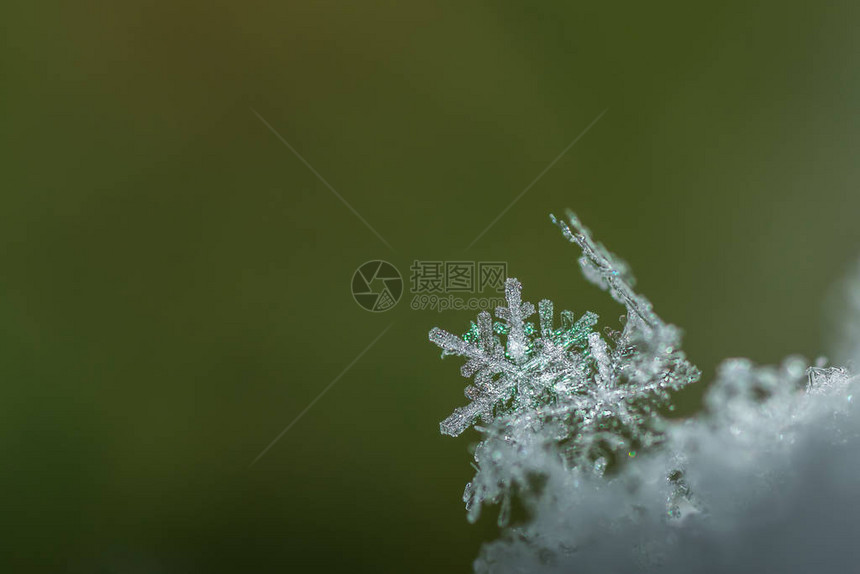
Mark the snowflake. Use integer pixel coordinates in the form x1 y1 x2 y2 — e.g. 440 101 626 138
429 278 597 438
429 211 700 521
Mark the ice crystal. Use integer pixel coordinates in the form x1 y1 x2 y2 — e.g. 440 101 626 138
428 279 597 439
430 210 860 574
429 211 700 522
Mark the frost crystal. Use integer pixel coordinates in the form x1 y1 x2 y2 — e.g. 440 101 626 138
429 211 700 523
430 210 860 574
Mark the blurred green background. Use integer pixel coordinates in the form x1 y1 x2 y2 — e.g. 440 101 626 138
2 1 860 572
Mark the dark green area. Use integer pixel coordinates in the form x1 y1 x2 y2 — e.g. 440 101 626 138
2 1 860 572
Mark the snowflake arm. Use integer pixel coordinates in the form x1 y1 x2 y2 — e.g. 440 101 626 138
430 310 510 436
494 279 535 363
551 210 661 331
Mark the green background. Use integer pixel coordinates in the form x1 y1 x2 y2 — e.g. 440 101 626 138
2 1 860 572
